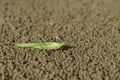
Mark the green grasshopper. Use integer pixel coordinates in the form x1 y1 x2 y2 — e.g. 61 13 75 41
16 35 64 50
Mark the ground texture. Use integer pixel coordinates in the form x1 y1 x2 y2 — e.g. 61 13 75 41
0 0 120 80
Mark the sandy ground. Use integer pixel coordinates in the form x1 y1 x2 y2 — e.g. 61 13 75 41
0 0 120 80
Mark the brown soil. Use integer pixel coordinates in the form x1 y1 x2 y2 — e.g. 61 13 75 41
0 0 120 80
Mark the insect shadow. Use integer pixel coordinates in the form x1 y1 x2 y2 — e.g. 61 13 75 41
61 45 75 51
46 45 74 53
46 45 75 56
